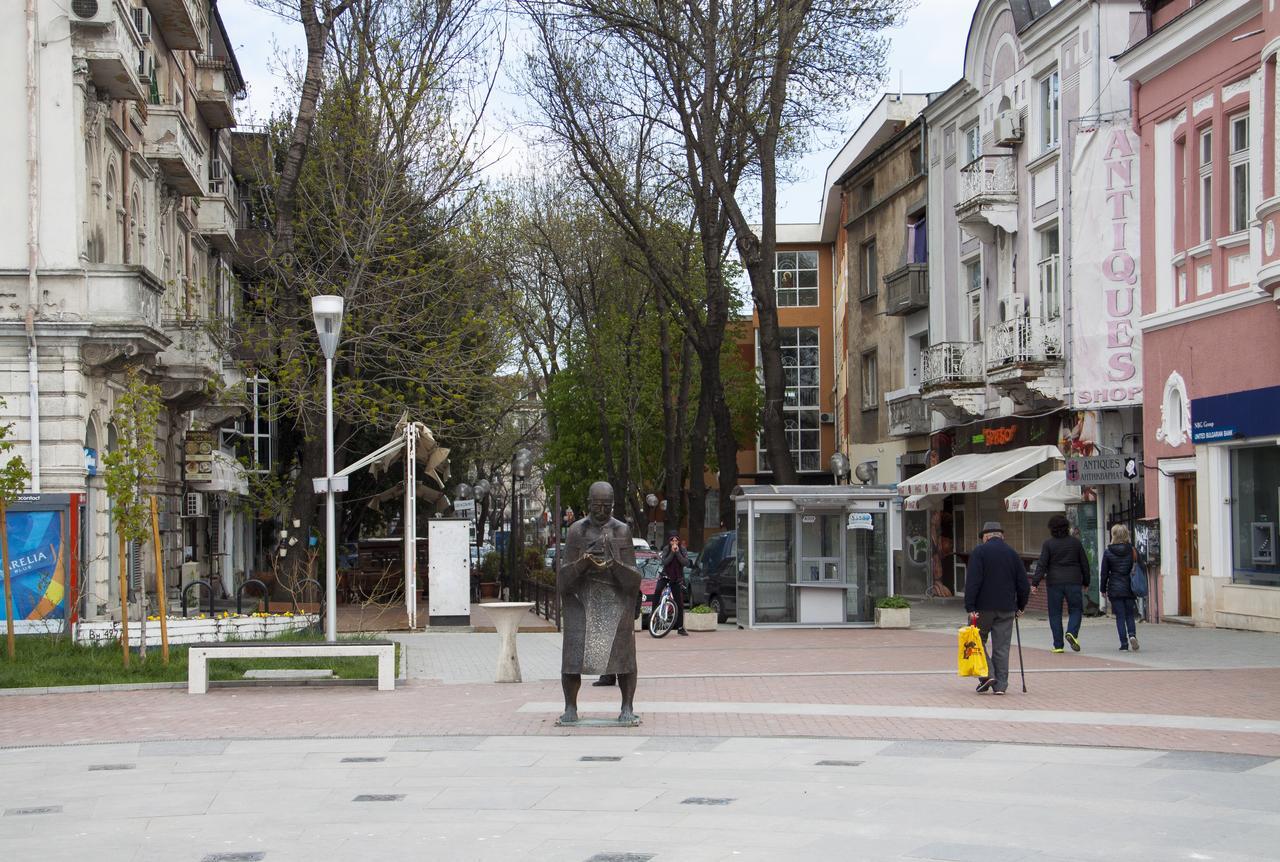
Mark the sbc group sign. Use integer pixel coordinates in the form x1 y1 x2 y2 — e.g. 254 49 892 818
1070 123 1143 408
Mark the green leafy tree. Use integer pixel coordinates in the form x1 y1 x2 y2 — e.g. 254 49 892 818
102 369 162 667
0 401 32 660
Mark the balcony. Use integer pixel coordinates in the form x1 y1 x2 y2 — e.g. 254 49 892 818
886 389 930 438
920 341 985 422
144 106 205 196
146 0 207 52
883 263 928 316
78 0 146 102
197 187 239 253
81 267 170 370
985 316 1065 405
195 55 242 129
156 320 224 411
956 155 1017 242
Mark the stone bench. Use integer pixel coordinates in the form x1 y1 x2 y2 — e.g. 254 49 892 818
187 640 396 694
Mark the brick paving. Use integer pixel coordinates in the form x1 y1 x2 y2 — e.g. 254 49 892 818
3 625 1278 757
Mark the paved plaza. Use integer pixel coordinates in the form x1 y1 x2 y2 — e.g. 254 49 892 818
2 614 1279 860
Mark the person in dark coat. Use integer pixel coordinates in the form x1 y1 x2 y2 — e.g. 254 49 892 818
1100 523 1139 651
652 531 690 636
964 521 1030 695
1031 514 1091 653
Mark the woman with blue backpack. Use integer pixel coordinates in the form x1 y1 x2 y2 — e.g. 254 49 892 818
1100 523 1145 651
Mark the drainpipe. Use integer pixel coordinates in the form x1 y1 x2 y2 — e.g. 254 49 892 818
1094 1 1102 114
25 0 41 493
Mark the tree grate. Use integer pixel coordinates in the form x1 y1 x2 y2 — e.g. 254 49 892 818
5 806 62 816
353 794 404 802
816 760 864 767
89 763 136 771
340 757 386 763
579 756 623 762
201 854 266 862
681 797 734 806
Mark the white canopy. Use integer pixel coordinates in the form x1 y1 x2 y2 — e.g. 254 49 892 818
896 445 1062 497
903 494 941 511
1004 470 1082 512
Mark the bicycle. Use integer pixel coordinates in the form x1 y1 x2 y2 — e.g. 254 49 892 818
648 582 678 638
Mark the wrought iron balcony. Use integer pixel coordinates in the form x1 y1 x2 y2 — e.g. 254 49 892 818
985 317 1064 370
195 55 243 129
921 342 984 389
883 263 929 316
956 154 1017 240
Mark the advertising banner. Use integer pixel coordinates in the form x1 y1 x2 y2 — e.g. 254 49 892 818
2 504 69 624
1070 123 1143 408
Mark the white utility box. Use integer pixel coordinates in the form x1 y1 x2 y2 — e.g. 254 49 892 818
428 518 472 626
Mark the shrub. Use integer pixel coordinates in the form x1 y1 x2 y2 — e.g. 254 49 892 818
875 595 910 609
689 604 714 614
480 551 502 582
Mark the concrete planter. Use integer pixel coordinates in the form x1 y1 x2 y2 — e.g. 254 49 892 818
684 611 717 632
874 607 910 629
75 614 319 646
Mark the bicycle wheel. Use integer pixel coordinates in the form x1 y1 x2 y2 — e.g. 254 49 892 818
649 595 675 638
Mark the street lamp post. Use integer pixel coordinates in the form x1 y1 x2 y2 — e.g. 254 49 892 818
311 295 344 641
510 448 532 598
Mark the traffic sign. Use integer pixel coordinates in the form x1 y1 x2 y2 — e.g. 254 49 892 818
1065 456 1140 485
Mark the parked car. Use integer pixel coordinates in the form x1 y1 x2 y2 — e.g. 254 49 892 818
689 530 737 623
632 537 652 552
543 547 558 571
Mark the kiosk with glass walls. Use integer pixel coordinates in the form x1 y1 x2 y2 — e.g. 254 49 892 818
732 485 897 627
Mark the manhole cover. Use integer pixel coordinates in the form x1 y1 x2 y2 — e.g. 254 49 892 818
816 760 864 767
341 757 386 763
681 797 734 806
579 756 623 762
353 794 404 802
89 764 136 771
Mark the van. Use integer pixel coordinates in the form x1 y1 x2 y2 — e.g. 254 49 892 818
690 530 736 622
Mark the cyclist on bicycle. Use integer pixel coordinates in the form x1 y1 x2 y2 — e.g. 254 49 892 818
654 530 689 636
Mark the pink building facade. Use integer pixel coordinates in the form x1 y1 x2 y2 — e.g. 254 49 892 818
1119 0 1280 631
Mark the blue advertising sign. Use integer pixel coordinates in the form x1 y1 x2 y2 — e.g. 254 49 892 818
2 508 69 622
1190 385 1280 443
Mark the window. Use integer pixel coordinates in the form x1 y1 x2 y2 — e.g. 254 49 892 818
225 376 274 472
1038 227 1061 319
1040 70 1060 152
1199 126 1214 242
1230 445 1280 587
775 251 819 306
906 214 927 264
859 180 875 211
964 123 980 163
773 327 821 472
860 350 878 411
964 258 982 294
859 238 878 299
1229 114 1250 234
969 291 983 343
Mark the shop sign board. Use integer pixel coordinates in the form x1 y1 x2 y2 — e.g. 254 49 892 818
184 430 215 482
1190 385 1280 443
846 512 874 531
1069 122 1143 408
1065 456 1139 485
454 499 476 520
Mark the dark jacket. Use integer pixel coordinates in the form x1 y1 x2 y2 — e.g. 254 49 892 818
1033 535 1091 589
1100 542 1136 598
660 544 689 582
964 536 1030 613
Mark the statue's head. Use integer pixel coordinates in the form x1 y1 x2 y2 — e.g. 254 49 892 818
587 481 614 526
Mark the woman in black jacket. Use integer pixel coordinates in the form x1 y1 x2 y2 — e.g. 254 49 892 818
1100 523 1139 651
1031 514 1090 653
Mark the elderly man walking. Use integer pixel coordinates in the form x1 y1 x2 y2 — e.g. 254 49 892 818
964 521 1030 695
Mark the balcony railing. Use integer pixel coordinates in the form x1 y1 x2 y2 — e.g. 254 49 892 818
887 390 929 437
922 342 984 389
194 56 241 128
986 316 1064 369
80 0 146 102
146 0 207 52
959 154 1017 207
145 105 205 196
197 193 239 253
883 263 929 316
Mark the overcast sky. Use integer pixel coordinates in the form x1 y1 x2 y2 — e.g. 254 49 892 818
217 0 979 224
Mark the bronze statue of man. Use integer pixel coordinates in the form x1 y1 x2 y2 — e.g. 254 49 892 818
557 481 641 724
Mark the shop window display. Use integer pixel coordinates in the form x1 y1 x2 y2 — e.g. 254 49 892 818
1231 446 1280 587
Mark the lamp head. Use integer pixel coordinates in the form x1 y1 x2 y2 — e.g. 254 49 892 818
645 493 659 508
456 482 473 501
854 460 878 484
512 447 533 480
473 479 490 498
829 452 851 479
310 295 344 360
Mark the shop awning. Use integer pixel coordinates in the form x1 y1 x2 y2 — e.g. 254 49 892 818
903 494 942 511
1004 470 1082 512
896 445 1062 497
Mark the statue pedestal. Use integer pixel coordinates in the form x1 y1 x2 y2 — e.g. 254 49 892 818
480 602 535 683
556 715 642 728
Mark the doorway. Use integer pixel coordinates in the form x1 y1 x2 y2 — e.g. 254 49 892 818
1174 475 1198 616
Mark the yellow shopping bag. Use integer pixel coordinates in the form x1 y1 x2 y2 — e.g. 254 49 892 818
957 624 989 678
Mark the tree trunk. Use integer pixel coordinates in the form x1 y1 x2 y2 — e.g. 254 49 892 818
274 2 332 254
285 434 326 582
753 282 797 484
685 380 710 551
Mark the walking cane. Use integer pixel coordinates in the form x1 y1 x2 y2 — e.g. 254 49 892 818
1014 615 1027 693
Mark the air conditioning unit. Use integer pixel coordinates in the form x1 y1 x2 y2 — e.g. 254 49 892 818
819 412 835 425
136 48 150 81
132 6 153 42
183 491 208 519
999 293 1027 322
69 0 113 25
994 110 1023 147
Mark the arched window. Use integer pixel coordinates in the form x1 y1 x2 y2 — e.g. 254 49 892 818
1157 372 1191 448
128 185 142 265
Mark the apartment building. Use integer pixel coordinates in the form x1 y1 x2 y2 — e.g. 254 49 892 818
902 0 1144 602
1117 0 1280 632
0 0 254 628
